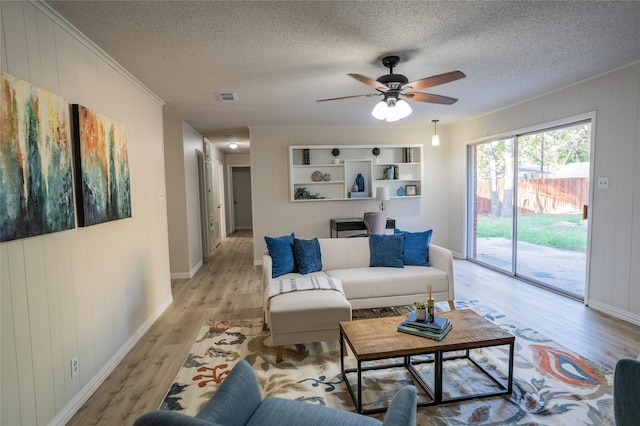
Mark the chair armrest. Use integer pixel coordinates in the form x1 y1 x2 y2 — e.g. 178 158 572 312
134 410 219 426
428 244 455 301
614 358 640 426
195 360 262 425
382 385 417 426
262 251 273 320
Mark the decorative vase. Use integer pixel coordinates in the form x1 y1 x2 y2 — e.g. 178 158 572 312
416 308 427 321
355 173 365 192
384 167 394 180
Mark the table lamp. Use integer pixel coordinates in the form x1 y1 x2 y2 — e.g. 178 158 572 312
376 187 390 211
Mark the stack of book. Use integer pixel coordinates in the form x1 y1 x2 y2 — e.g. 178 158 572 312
397 312 452 341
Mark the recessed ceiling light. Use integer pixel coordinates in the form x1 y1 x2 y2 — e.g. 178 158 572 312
228 142 239 150
216 92 239 102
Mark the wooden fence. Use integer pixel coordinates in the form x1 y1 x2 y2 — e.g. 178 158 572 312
475 177 589 214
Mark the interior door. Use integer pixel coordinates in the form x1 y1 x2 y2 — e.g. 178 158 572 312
209 158 221 248
232 167 253 230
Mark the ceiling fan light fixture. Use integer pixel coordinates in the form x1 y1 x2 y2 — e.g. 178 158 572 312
371 98 412 122
371 100 388 120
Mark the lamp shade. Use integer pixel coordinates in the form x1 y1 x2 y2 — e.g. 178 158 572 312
431 134 440 146
376 187 390 211
376 187 390 201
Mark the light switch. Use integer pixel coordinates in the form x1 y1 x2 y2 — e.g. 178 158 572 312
597 177 609 189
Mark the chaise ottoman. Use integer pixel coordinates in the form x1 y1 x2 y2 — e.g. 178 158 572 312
267 276 352 363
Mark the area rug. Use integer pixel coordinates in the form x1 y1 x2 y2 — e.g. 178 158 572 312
160 301 614 425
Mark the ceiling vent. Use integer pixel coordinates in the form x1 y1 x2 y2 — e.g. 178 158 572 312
216 92 239 102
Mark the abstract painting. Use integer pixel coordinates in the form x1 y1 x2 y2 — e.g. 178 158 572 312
72 104 131 226
0 72 75 242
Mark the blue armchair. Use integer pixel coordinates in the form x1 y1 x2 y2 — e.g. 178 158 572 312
134 360 417 426
614 357 640 426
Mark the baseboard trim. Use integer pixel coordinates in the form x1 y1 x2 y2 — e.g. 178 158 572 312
48 295 173 426
170 260 203 279
587 300 640 327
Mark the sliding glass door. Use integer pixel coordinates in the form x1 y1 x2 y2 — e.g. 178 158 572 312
468 121 591 299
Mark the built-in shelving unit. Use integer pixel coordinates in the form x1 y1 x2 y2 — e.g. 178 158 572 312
289 145 422 201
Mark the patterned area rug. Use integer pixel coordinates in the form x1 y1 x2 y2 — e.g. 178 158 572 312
161 301 613 425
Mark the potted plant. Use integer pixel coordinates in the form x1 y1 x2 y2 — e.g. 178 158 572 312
414 301 427 321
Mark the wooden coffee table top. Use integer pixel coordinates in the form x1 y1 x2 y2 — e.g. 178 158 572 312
340 309 515 361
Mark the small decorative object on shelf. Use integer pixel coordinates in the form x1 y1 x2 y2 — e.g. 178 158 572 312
332 148 340 164
372 147 380 163
397 186 405 196
303 148 310 165
294 187 323 200
402 147 413 163
311 171 323 182
384 166 394 180
414 301 427 321
355 173 365 192
322 173 331 181
394 165 399 180
351 182 359 192
405 184 417 196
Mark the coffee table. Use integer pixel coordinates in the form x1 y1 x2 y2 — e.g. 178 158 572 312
339 309 515 414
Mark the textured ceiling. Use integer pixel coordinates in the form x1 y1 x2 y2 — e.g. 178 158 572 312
47 1 640 152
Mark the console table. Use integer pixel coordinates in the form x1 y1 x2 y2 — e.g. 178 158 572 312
329 218 395 238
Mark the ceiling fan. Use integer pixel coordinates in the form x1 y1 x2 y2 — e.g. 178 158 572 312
317 55 465 122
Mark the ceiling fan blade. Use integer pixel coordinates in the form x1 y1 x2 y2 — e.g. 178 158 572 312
402 70 466 92
316 93 380 102
404 92 458 105
348 73 389 91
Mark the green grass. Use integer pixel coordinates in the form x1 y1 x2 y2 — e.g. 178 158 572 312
476 213 587 252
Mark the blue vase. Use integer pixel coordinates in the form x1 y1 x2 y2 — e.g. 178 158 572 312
355 173 365 192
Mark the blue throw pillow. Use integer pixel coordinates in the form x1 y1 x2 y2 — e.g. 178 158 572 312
293 238 322 275
369 233 405 268
394 228 432 266
265 233 296 278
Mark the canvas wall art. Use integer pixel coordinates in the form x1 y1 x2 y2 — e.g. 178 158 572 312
72 104 131 226
0 72 75 242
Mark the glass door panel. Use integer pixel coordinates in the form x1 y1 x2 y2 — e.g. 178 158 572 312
515 124 590 298
468 138 515 273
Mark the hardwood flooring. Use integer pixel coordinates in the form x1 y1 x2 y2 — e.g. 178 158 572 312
67 229 640 425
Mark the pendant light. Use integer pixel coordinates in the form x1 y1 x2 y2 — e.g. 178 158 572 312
431 119 440 146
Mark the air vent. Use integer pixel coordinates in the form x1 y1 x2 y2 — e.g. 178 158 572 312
216 92 239 102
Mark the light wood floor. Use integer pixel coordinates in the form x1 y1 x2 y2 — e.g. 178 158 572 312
68 229 640 425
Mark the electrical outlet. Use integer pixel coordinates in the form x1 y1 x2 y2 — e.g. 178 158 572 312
597 176 609 189
71 356 79 378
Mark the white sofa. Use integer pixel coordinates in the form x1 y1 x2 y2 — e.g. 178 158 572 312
262 236 455 362
262 237 455 311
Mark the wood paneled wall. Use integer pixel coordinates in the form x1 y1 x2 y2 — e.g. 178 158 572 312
1 2 172 424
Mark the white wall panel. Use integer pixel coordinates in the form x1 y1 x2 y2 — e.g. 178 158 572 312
23 238 56 424
2 2 29 80
7 242 37 425
23 2 42 85
41 235 67 413
0 2 170 424
1 245 21 424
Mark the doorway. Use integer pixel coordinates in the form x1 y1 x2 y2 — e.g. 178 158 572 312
467 119 592 299
231 166 253 231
